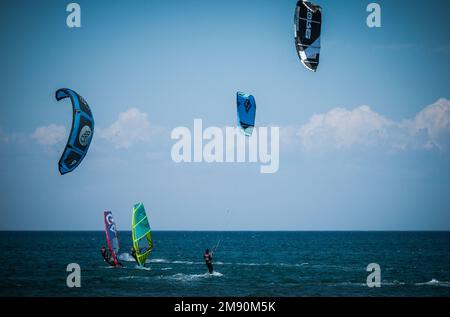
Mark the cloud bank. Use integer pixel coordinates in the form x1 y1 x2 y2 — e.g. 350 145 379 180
97 108 156 149
9 99 450 156
23 108 161 152
31 124 66 146
291 98 450 152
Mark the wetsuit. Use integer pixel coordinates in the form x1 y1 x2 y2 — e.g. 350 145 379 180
102 249 118 267
101 249 108 262
131 249 140 265
204 252 213 273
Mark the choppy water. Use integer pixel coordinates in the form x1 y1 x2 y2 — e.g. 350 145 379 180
0 231 449 296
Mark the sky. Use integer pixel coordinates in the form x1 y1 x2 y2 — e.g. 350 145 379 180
0 0 449 230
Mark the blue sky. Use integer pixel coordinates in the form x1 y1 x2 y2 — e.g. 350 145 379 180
0 0 449 230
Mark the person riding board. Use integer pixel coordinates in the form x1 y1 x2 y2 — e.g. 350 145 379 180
131 246 142 267
101 246 123 267
101 246 114 266
204 249 213 274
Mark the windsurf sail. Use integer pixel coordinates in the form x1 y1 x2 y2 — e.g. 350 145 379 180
132 203 153 266
104 211 120 267
55 88 94 175
294 1 322 72
236 92 256 136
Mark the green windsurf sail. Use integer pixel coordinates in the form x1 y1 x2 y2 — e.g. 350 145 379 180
132 202 153 266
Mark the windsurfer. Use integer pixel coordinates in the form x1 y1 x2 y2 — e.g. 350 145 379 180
101 246 121 267
131 247 139 264
101 246 113 266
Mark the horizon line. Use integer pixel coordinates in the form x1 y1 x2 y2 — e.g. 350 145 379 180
1 229 449 232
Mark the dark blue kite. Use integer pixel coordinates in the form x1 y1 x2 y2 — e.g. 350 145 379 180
236 92 256 136
55 88 94 175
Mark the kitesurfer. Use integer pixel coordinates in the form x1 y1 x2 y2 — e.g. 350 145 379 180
204 249 213 274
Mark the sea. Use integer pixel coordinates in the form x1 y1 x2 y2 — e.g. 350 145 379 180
0 231 449 297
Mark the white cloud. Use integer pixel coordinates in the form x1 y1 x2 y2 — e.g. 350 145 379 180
31 124 67 146
288 98 450 152
297 105 393 150
97 108 155 149
403 98 450 150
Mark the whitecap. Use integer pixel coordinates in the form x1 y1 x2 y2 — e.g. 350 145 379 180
164 271 223 282
415 279 450 287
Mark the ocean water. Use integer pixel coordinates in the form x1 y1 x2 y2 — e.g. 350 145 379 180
0 231 449 297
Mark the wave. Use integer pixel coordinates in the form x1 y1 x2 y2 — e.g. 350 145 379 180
415 279 450 287
117 253 135 262
331 280 406 287
171 260 305 267
118 256 309 268
215 261 233 265
102 265 117 269
118 255 199 265
118 254 171 264
280 262 309 267
332 279 450 287
134 265 151 271
148 258 169 263
381 280 405 286
332 281 367 287
234 262 309 267
236 262 271 266
163 272 223 282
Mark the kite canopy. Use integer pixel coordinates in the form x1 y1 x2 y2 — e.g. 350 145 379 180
55 88 94 175
104 211 120 267
236 92 256 136
294 1 322 72
132 203 153 266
